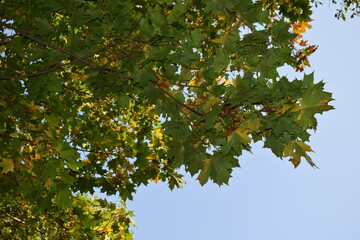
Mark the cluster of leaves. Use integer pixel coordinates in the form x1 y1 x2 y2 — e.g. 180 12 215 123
0 193 134 239
0 0 334 238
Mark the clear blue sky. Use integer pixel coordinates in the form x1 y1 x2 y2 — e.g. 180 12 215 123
122 5 360 240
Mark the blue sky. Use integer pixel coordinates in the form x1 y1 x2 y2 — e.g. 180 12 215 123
124 5 360 240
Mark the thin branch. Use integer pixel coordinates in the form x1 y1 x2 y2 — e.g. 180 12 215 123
123 36 175 47
1 211 46 234
0 64 66 79
73 147 120 157
3 212 25 223
219 0 254 31
175 83 224 99
0 14 144 80
0 22 132 80
0 39 133 80
149 80 204 116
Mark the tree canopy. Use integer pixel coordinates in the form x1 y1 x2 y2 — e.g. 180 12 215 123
0 0 342 238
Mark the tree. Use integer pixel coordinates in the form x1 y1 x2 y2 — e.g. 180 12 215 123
0 0 337 238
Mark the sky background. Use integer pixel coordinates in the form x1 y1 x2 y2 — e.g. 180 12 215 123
120 4 360 240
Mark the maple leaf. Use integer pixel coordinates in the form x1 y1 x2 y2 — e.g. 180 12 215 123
283 140 315 168
197 153 232 186
0 158 14 174
211 32 229 45
297 75 334 129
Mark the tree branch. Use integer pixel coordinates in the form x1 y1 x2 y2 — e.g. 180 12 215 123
0 211 46 234
0 22 132 80
149 80 204 116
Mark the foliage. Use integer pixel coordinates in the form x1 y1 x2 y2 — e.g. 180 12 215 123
0 0 335 238
331 0 360 20
0 193 134 239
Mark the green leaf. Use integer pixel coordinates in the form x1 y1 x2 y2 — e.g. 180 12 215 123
55 186 72 208
191 29 204 48
197 153 232 185
53 141 83 171
272 20 296 44
297 74 334 129
41 158 60 180
264 135 287 157
134 68 157 86
34 17 51 35
168 141 185 167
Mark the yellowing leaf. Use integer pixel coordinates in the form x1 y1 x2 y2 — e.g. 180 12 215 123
283 140 315 168
204 97 221 110
218 15 226 21
240 118 261 133
0 158 14 174
276 104 291 114
149 176 160 183
234 129 251 145
289 157 301 168
100 57 109 65
44 177 54 190
293 21 312 35
157 79 171 87
211 33 229 45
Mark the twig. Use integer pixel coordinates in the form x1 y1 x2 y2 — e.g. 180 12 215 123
175 83 224 99
149 80 204 116
219 0 254 31
1 211 46 234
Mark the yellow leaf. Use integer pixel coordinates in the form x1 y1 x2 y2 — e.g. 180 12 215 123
44 178 54 190
234 129 251 144
100 57 109 65
289 157 301 168
211 33 229 45
240 119 261 133
218 15 226 21
157 79 171 87
150 177 160 183
204 97 221 110
303 20 313 29
276 104 291 114
0 158 14 174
